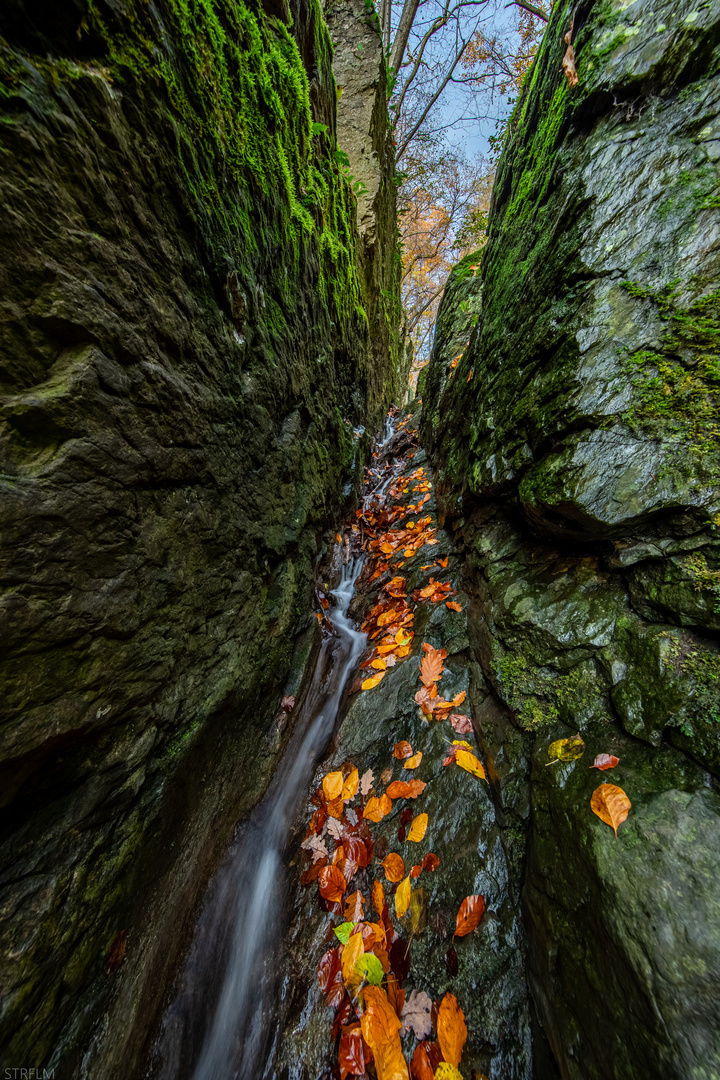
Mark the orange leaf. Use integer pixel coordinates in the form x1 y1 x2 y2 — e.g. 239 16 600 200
327 797 345 818
342 931 365 983
372 657 388 670
383 853 406 883
319 864 347 903
323 771 343 801
421 852 440 872
395 876 411 918
360 986 408 1080
438 556 449 568
591 783 631 837
454 894 485 937
343 768 359 800
363 672 386 690
344 889 365 923
445 601 462 612
437 993 467 1068
419 648 445 686
409 864 422 879
364 794 393 822
404 752 422 770
393 740 414 760
372 878 386 918
407 813 428 842
406 779 426 798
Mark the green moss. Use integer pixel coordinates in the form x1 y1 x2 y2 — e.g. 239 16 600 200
683 646 720 726
684 552 720 613
620 282 720 464
496 651 606 730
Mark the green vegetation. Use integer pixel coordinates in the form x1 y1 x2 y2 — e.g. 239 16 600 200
496 652 607 730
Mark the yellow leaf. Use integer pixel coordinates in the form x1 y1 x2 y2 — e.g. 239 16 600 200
455 748 485 779
362 672 386 690
364 793 393 822
404 752 423 770
407 813 428 842
395 876 411 918
372 657 388 670
322 771 343 801
372 878 386 917
547 734 585 764
435 1065 462 1080
342 767 359 800
342 931 365 984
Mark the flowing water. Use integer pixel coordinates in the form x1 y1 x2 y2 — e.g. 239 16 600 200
151 557 366 1080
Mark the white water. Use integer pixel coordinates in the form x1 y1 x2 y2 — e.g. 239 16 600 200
153 558 366 1080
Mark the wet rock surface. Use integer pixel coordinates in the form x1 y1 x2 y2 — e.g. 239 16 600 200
0 1 399 1075
422 0 720 1074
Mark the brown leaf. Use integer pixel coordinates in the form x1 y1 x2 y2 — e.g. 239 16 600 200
319 864 347 903
591 753 620 771
317 946 341 991
393 740 414 760
339 1026 367 1075
383 852 406 883
591 783 631 837
419 647 445 686
406 779 426 798
448 713 472 734
562 34 578 87
411 1041 435 1080
437 992 467 1068
445 601 462 612
344 889 365 922
281 695 296 713
410 863 422 879
445 945 458 977
454 894 485 938
421 852 440 872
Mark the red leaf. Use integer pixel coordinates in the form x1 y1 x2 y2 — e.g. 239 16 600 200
421 852 440 872
590 753 620 771
338 1027 366 1075
319 864 347 903
448 713 473 734
411 1042 434 1080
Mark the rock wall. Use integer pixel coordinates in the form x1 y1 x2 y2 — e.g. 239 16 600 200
423 0 720 1075
0 0 398 1074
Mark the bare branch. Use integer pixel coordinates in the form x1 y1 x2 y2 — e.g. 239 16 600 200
508 0 548 22
391 0 423 73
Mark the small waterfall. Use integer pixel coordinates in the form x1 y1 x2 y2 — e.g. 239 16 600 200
152 558 366 1079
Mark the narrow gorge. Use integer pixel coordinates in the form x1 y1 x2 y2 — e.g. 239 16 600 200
0 0 718 1078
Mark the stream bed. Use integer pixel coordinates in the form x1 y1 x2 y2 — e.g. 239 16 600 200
149 406 533 1079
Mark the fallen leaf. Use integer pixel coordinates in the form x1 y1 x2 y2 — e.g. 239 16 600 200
343 768 359 800
382 766 394 785
395 876 411 918
401 989 432 1039
372 657 388 670
591 783 631 837
546 734 585 765
335 921 355 944
445 945 458 976
317 946 341 991
327 796 345 818
360 769 374 796
421 852 440 872
372 878 386 917
454 894 485 937
383 853 406 883
323 771 344 801
438 556 449 568
301 833 330 862
455 748 485 780
448 713 472 734
281 695 296 713
364 794 393 822
590 753 620 771
445 601 462 612
319 864 347 903
342 931 365 983
344 889 365 922
355 951 385 986
394 740 414 760
419 648 445 686
411 1042 434 1080
407 813 428 842
326 818 344 841
363 672 386 690
435 1064 462 1080
406 779 426 798
405 887 427 936
404 752 423 770
437 992 467 1068
361 986 409 1080
410 864 422 879
339 1027 366 1075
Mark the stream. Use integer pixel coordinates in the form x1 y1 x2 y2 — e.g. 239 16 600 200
151 556 367 1079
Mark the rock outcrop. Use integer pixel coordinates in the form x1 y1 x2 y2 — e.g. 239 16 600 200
0 0 399 1074
423 0 720 1075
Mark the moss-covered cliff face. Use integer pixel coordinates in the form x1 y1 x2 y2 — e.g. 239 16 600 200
423 0 720 1075
0 0 399 1074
